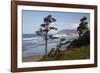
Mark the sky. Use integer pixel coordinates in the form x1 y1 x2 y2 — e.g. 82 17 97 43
22 10 90 34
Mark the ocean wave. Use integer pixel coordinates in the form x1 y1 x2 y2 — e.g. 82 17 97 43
23 36 43 41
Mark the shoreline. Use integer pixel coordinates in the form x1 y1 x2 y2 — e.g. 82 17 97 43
22 54 43 62
22 45 90 62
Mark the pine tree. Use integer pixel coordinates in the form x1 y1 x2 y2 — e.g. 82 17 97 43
77 16 89 36
36 15 57 60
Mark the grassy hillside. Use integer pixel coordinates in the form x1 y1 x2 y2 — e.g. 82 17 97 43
40 45 90 61
40 30 90 61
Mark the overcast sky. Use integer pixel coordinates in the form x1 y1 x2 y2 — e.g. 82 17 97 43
22 10 90 34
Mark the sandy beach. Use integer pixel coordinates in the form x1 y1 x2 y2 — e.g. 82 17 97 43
22 54 43 62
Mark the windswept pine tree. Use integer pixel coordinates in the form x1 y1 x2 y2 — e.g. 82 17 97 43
77 16 89 36
68 16 90 48
36 15 57 60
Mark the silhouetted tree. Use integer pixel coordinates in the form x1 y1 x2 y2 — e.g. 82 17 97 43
68 16 90 48
77 16 89 36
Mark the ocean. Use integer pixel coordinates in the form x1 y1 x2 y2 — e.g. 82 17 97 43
22 33 78 57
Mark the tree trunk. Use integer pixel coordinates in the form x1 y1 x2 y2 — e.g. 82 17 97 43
45 27 48 60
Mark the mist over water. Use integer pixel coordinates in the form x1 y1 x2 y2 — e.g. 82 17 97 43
22 30 79 57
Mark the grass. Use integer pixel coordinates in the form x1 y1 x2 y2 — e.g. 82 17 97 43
40 45 90 61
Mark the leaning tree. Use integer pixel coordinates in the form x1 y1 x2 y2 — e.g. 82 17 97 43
77 16 90 46
77 16 89 37
36 15 58 60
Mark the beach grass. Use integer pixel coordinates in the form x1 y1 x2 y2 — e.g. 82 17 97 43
40 45 90 61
